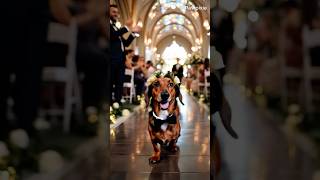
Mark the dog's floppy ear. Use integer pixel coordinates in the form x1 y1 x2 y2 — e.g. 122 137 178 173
145 85 153 110
219 96 238 139
175 85 184 105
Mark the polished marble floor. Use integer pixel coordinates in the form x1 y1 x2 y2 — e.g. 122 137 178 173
59 84 318 180
215 84 318 180
110 90 210 180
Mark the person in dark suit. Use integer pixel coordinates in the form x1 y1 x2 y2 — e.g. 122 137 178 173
110 4 140 103
172 58 184 81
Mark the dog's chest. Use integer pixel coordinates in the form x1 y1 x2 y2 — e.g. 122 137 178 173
159 110 169 131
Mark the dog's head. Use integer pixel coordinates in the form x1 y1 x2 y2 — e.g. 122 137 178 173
145 71 184 110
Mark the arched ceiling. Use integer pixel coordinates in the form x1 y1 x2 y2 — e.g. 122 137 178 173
114 0 210 56
156 35 192 56
148 12 199 43
138 0 209 49
153 23 196 45
155 29 193 47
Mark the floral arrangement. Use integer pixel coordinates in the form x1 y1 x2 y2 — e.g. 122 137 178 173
186 53 203 65
0 129 36 175
146 71 181 86
110 102 131 124
0 128 66 178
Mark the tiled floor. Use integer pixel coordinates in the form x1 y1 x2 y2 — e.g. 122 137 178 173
59 84 318 180
110 90 210 180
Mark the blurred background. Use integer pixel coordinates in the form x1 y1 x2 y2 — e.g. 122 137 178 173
211 0 320 180
1 0 320 179
2 0 110 179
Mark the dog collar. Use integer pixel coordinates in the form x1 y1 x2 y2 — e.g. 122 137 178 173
152 111 174 121
150 111 177 131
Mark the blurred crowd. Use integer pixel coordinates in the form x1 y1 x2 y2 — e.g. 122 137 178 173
2 0 108 138
212 0 320 115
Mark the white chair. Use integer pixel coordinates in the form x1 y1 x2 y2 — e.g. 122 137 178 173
198 69 210 97
303 26 320 113
123 68 135 103
41 19 82 132
279 28 304 111
204 69 210 97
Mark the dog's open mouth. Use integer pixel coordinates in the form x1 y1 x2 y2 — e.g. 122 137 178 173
160 101 169 110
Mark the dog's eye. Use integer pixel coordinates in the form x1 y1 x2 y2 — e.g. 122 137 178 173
153 81 160 87
168 82 174 87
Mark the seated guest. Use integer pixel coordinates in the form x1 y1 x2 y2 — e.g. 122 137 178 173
145 60 156 78
204 57 210 82
123 50 135 94
198 61 205 83
133 56 147 97
123 50 135 99
125 49 134 69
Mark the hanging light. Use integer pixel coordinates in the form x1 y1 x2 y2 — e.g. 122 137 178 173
153 47 157 52
203 20 210 31
195 38 200 45
145 38 152 45
192 11 199 18
137 20 143 28
149 12 156 19
171 3 176 9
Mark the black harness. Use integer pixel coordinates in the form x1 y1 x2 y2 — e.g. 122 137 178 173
149 111 177 132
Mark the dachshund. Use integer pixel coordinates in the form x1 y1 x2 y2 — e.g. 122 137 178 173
145 71 184 164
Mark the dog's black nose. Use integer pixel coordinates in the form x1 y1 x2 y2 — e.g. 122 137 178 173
161 91 169 100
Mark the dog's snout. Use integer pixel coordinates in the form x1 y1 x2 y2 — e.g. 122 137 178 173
161 90 169 100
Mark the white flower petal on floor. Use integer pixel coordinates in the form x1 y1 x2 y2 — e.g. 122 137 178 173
33 118 51 131
113 102 120 109
39 150 64 174
174 76 180 84
0 170 9 180
0 141 10 157
86 106 98 115
122 109 130 117
288 104 300 114
9 129 29 149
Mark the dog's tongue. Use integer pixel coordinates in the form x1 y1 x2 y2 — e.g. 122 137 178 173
160 102 169 109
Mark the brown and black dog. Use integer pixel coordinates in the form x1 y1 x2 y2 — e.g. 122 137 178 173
145 71 184 164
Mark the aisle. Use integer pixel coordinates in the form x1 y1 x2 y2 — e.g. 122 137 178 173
110 90 210 180
216 84 317 180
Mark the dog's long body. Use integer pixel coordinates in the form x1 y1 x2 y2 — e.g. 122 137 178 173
145 72 183 163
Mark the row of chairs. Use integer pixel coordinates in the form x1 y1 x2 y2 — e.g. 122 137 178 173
123 68 136 103
280 25 320 114
41 20 82 133
198 69 211 97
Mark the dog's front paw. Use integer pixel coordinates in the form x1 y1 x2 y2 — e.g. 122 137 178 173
149 155 160 164
169 145 179 153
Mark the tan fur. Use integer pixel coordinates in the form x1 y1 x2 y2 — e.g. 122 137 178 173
147 77 181 163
